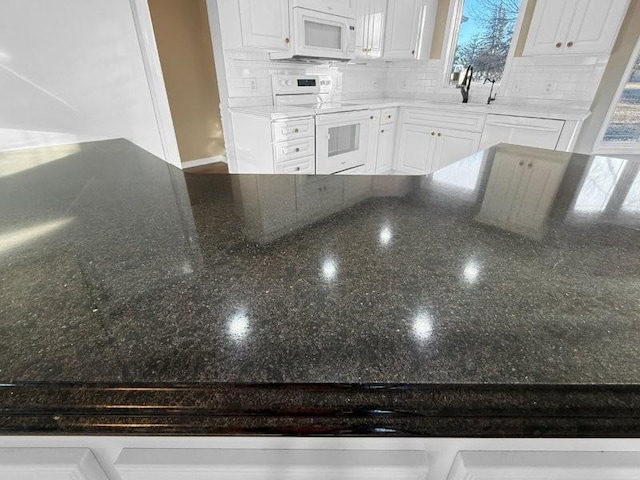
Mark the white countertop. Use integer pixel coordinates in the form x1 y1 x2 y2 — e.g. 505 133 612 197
230 98 591 122
345 98 591 121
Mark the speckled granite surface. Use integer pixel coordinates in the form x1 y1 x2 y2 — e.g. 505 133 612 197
1 140 639 436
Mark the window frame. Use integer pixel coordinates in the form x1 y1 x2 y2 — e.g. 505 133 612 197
439 0 530 92
593 34 640 155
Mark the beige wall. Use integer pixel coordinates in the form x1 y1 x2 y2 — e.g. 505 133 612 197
149 0 225 163
575 0 640 153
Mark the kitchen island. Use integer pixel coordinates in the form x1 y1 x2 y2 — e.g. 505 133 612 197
1 140 640 439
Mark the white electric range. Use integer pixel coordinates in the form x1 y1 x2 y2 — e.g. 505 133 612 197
272 75 372 174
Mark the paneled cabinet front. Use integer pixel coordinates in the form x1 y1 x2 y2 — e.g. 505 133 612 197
383 0 425 60
523 0 629 56
238 0 290 50
353 0 388 59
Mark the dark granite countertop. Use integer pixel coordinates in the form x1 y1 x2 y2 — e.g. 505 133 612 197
1 140 640 436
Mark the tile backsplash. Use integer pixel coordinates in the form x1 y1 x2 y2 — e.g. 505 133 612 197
224 51 608 109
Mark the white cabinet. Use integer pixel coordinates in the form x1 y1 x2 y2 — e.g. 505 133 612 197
397 123 437 173
383 0 424 60
376 123 396 172
115 448 429 480
396 109 482 175
238 0 290 50
354 0 388 59
0 448 109 480
478 148 569 238
434 129 481 171
523 0 629 56
365 110 381 172
448 451 640 480
480 115 565 150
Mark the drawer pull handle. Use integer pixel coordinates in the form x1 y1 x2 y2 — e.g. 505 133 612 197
555 42 562 48
567 41 574 47
295 148 300 152
294 128 300 133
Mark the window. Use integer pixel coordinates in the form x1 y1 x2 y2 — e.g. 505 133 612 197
448 0 524 85
602 47 640 145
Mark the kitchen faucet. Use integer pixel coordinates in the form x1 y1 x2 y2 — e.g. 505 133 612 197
458 65 473 103
484 77 497 104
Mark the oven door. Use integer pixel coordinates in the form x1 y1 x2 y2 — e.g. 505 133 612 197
316 111 370 175
292 8 355 60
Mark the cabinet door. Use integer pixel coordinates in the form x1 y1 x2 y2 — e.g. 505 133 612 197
564 0 629 55
508 157 567 234
522 0 575 55
434 129 481 172
239 0 290 50
367 0 388 58
376 123 396 172
365 110 381 173
353 0 369 58
396 123 437 174
479 154 527 225
0 448 109 480
383 0 423 60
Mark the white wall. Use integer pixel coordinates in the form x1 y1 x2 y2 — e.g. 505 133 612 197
0 0 165 158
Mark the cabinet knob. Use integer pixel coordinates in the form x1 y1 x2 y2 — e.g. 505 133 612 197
567 41 574 47
437 132 442 137
295 147 300 152
519 161 525 166
294 128 299 133
285 37 290 44
431 132 435 136
370 115 374 120
555 42 562 48
411 50 416 55
387 115 392 119
295 167 301 171
381 129 385 133
528 163 533 168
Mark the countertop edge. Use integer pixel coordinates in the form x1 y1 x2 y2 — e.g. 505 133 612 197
3 383 640 437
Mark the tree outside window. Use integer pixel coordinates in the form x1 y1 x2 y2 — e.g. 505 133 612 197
450 0 523 85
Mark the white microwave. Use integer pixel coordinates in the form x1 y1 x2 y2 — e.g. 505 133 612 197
271 1 356 62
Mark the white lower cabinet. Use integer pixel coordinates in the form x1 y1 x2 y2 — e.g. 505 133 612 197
376 123 396 172
478 148 570 238
480 115 565 151
434 128 481 171
448 451 640 479
0 448 109 480
396 124 480 175
114 448 429 480
396 123 437 174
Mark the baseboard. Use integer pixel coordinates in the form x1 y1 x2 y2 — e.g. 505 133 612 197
181 155 227 169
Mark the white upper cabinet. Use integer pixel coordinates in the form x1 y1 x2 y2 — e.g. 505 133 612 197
523 0 630 56
353 0 388 59
238 0 291 50
383 0 425 60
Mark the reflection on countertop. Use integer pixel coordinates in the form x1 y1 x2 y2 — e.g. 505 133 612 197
1 140 640 390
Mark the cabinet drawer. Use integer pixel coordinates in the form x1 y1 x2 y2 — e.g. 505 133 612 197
401 108 485 132
274 156 315 174
380 108 397 125
273 137 315 162
272 117 315 142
